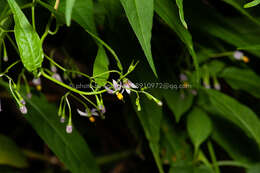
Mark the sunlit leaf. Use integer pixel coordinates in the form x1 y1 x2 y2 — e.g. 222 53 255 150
93 46 109 86
7 0 44 73
0 134 28 168
175 0 187 29
244 0 260 8
120 0 157 77
65 0 76 26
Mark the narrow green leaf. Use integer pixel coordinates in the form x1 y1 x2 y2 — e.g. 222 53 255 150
132 94 164 173
120 0 157 77
7 0 44 73
247 163 260 173
176 0 188 29
93 46 109 86
219 67 260 98
163 90 194 122
24 94 100 173
0 134 28 168
244 0 260 8
205 89 260 145
187 107 212 151
65 0 76 26
155 0 199 82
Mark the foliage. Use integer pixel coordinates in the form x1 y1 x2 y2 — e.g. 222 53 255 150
0 0 260 172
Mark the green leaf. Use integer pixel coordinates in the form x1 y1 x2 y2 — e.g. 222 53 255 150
7 0 44 73
219 67 260 98
132 93 164 173
0 134 28 168
187 107 212 151
93 46 109 86
247 163 260 173
65 0 76 26
244 0 260 8
120 0 157 77
154 0 199 82
205 89 260 146
163 90 194 122
24 93 100 173
175 0 187 29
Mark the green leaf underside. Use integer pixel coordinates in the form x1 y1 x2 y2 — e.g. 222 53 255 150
120 0 157 77
93 46 109 86
65 0 76 26
176 0 188 29
187 107 212 150
24 94 100 173
132 95 164 173
0 134 28 168
244 0 260 8
7 0 44 72
220 67 260 98
206 89 260 146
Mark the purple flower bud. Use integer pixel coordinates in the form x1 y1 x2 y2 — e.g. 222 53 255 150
180 73 188 81
105 86 114 94
60 117 65 123
98 105 106 114
214 84 221 90
191 89 198 96
66 125 73 133
51 65 57 73
27 93 32 99
3 56 8 62
20 99 26 105
20 106 27 114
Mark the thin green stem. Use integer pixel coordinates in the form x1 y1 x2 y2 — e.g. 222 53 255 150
217 161 250 168
208 141 220 173
41 70 106 95
96 150 135 165
6 34 19 54
32 0 36 30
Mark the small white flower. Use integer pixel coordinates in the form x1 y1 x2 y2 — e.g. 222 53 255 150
32 78 41 85
27 93 32 99
66 125 73 133
60 117 65 123
52 73 63 82
123 79 138 94
77 108 99 117
233 51 244 60
3 56 8 62
214 83 221 90
51 65 57 73
98 105 106 114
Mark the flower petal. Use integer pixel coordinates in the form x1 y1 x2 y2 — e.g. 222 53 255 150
77 109 88 116
126 88 131 94
105 86 114 94
128 80 138 88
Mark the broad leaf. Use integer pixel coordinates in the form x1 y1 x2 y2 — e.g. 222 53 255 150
244 0 260 8
120 0 157 77
93 46 109 86
24 93 100 173
205 89 260 146
0 134 28 168
247 163 260 173
65 0 76 26
187 107 212 151
7 0 44 73
219 67 260 98
176 0 187 29
163 90 194 122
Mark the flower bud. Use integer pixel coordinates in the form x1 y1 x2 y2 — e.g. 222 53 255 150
66 125 73 133
20 105 27 114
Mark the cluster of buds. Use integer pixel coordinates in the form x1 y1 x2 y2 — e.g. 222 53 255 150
179 73 197 96
233 51 249 63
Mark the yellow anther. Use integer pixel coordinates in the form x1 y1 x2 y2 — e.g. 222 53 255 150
183 81 189 88
36 85 42 91
243 56 249 63
89 116 95 123
116 92 124 100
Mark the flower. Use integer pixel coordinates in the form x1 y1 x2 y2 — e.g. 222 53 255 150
32 78 42 91
233 51 250 63
51 65 57 73
52 73 63 82
77 108 99 122
66 125 73 133
98 105 106 114
214 83 221 90
180 73 188 81
123 79 138 94
27 93 32 99
60 117 65 123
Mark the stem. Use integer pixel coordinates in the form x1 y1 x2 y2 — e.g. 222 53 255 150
217 161 250 168
41 70 107 95
208 141 220 173
31 0 36 30
96 150 135 165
